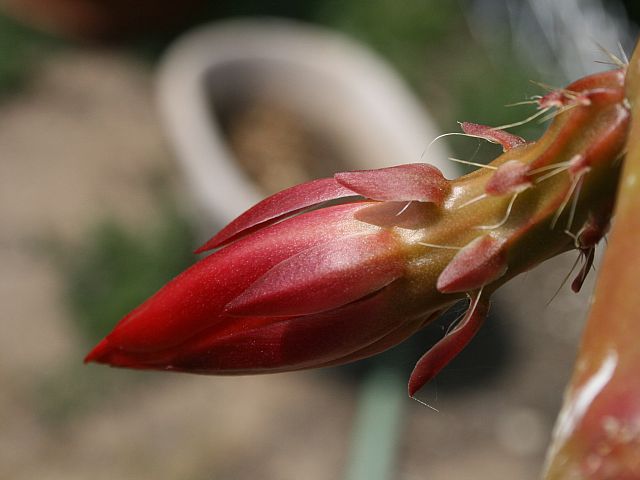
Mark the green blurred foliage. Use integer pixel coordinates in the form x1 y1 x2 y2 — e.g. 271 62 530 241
316 0 458 84
0 13 59 97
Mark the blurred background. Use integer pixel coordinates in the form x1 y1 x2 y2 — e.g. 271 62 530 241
1 1 638 479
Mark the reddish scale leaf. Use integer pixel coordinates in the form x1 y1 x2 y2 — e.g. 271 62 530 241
408 292 490 397
538 89 590 109
225 232 404 317
485 160 532 196
539 90 570 109
460 121 527 151
571 247 595 293
567 154 590 177
437 234 508 294
335 163 450 205
568 103 630 178
577 210 611 249
196 177 357 252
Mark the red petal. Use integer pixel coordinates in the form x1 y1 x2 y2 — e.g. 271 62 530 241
408 292 490 397
335 163 449 205
226 232 404 317
196 178 356 252
437 234 508 294
93 203 374 354
92 284 409 374
317 308 446 368
460 122 527 151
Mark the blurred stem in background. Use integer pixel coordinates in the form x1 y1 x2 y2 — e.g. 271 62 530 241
345 366 405 480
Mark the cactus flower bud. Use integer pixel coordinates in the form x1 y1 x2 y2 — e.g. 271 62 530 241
86 67 629 397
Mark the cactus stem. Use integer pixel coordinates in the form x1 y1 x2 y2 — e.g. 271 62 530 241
538 103 581 123
530 160 572 175
447 157 498 171
417 241 462 251
395 201 413 217
475 192 519 230
565 176 586 232
551 171 587 230
533 163 572 184
456 193 488 210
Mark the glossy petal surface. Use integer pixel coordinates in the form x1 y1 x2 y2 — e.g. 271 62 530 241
93 203 375 353
226 232 404 317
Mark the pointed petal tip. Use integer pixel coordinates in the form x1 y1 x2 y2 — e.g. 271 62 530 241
85 338 157 370
193 243 211 255
408 380 420 398
84 338 113 364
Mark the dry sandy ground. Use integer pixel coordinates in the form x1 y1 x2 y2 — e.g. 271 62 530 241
0 49 596 479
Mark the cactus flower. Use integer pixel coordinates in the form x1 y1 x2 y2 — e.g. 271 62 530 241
86 67 629 397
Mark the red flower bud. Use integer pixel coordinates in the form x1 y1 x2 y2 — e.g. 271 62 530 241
86 68 629 397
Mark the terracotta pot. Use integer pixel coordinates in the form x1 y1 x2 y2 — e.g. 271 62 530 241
156 19 452 226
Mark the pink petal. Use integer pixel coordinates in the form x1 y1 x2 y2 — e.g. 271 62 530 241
408 292 490 397
225 232 404 317
437 234 508 294
196 178 357 252
335 163 449 205
460 122 527 151
95 203 374 354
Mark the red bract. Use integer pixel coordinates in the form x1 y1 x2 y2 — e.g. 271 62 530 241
86 68 629 397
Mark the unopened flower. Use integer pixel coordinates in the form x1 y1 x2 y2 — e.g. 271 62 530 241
86 68 629 397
